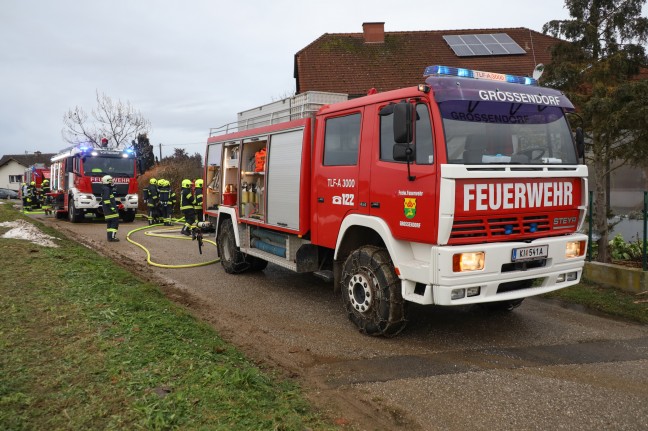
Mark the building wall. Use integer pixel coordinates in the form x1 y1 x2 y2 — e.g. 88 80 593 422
0 160 26 190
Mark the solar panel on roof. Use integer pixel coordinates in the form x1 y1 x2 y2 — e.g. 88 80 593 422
502 43 526 54
468 44 491 56
484 44 508 55
451 45 475 57
443 33 526 57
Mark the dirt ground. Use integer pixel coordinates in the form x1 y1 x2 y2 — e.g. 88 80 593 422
32 213 648 431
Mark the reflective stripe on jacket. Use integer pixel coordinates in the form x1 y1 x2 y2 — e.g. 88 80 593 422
102 184 119 219
180 188 194 211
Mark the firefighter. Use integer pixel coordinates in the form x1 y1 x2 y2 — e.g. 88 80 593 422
21 182 28 211
158 179 173 226
194 178 204 223
146 178 160 225
101 175 120 242
180 178 195 237
41 179 52 215
25 181 37 211
169 180 177 225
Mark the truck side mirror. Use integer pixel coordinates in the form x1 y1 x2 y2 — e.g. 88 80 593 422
393 102 414 144
575 127 585 159
393 143 416 162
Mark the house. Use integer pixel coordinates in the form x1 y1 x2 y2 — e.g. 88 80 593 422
0 152 56 190
294 22 648 212
294 22 560 96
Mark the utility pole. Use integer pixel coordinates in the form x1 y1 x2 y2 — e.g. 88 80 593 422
159 143 162 161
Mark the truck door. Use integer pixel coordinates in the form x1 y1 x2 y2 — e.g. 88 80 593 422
369 102 438 244
312 108 366 249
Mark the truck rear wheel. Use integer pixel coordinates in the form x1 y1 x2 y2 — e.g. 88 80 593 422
341 246 406 337
121 210 136 223
217 218 248 274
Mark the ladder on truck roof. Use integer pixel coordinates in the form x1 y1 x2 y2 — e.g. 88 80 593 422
209 91 347 137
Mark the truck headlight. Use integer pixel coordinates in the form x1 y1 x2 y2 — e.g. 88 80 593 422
565 241 586 259
453 252 485 272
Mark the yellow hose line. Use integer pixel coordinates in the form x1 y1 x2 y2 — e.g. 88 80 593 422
126 223 219 269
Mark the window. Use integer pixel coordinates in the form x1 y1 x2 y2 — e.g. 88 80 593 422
9 175 22 183
380 103 434 164
324 113 361 166
415 104 434 164
440 101 578 165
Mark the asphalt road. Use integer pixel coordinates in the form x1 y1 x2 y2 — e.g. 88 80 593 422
34 214 648 431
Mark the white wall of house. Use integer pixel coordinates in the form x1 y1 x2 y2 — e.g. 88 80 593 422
0 160 26 190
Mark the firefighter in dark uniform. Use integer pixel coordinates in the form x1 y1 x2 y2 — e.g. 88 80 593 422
158 179 172 226
101 175 120 242
41 179 52 215
146 178 160 225
169 181 177 224
21 182 28 211
25 181 37 211
180 178 195 237
194 178 204 223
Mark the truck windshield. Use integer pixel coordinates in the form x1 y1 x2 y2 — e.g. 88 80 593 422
439 101 578 165
82 156 135 177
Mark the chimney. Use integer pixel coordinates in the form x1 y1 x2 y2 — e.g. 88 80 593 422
362 22 385 43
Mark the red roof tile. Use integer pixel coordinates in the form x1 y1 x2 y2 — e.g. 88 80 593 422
295 27 563 97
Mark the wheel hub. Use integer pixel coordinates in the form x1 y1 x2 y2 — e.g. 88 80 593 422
347 272 376 314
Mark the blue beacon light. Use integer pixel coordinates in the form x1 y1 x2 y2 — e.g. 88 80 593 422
423 65 537 86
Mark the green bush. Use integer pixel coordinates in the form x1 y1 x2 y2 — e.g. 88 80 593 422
609 234 644 262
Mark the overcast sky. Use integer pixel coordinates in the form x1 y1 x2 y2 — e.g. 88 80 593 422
1 0 578 159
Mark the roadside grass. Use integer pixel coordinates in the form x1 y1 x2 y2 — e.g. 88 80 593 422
542 281 648 325
0 203 335 431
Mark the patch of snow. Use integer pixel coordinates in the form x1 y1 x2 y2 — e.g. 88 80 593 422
0 219 60 248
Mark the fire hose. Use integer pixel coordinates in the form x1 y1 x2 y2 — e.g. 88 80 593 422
126 222 219 268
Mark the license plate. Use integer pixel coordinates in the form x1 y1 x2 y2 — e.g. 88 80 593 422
511 245 548 261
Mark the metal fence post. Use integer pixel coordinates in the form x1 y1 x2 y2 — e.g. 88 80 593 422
588 190 593 262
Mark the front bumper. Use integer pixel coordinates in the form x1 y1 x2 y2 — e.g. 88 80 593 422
400 233 587 305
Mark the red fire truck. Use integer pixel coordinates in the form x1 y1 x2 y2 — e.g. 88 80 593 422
49 144 139 222
21 163 50 208
24 163 50 188
203 66 588 336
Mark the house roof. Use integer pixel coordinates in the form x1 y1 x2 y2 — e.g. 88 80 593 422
294 27 562 97
0 153 57 169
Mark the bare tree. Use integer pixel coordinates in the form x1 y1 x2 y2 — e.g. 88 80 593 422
62 91 151 149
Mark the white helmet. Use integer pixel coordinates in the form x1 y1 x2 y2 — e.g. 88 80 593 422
101 175 113 185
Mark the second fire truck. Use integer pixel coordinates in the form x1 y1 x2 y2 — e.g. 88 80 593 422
49 144 139 222
203 66 588 337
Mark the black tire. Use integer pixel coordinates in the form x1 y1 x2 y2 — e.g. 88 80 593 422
121 210 136 223
341 246 407 337
68 198 82 223
479 298 524 312
217 218 248 274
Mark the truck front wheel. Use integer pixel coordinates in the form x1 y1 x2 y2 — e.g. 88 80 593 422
341 246 406 337
217 218 248 274
68 198 82 223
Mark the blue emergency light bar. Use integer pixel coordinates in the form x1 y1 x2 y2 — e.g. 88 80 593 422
423 65 537 86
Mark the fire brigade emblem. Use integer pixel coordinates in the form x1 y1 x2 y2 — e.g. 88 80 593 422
404 198 417 219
